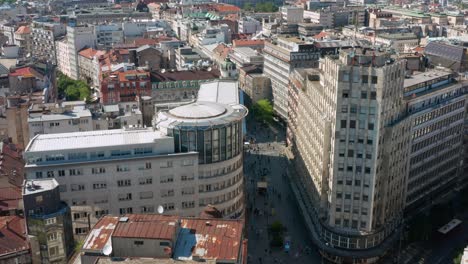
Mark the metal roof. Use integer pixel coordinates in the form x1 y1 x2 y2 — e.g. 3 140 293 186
425 41 464 62
169 102 227 119
82 216 119 252
174 218 243 261
26 128 168 153
113 214 179 240
197 80 239 106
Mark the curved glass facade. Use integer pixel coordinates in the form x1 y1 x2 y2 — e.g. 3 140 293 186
170 120 243 164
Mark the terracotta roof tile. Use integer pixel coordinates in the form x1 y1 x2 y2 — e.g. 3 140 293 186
0 216 29 256
15 26 30 35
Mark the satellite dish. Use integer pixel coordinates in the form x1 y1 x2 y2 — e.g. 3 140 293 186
207 67 212 72
157 205 164 214
161 68 166 73
102 244 112 256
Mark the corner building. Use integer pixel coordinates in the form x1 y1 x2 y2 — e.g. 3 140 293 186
24 80 247 237
287 49 468 263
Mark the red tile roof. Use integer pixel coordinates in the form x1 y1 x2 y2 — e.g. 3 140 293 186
116 70 150 82
313 31 329 40
15 26 30 35
133 38 158 46
0 142 25 188
0 187 22 212
180 218 243 261
212 4 240 13
0 216 29 256
113 214 179 240
232 39 265 48
413 46 425 53
79 48 100 59
213 43 231 60
9 67 39 78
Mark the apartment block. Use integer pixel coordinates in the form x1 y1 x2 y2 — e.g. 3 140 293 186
287 49 467 262
263 37 320 120
32 21 66 65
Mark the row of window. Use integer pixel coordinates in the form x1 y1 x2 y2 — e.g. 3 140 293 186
411 112 464 139
412 100 464 127
340 119 375 130
409 147 460 184
411 124 463 153
336 192 369 202
409 135 462 166
336 178 370 188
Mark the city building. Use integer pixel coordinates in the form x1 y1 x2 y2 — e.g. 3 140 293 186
263 37 320 120
239 65 271 106
286 49 467 263
80 214 246 264
129 45 163 71
70 8 152 25
94 24 124 49
238 17 262 34
78 48 106 88
28 103 93 140
23 178 74 263
100 70 152 104
281 6 304 24
175 46 210 71
14 26 32 58
424 41 468 73
229 47 264 68
375 33 419 53
56 37 72 77
31 21 67 65
67 25 96 80
8 67 46 95
24 80 247 237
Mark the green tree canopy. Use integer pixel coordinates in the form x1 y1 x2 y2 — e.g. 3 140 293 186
251 99 274 124
242 2 278 12
57 72 91 102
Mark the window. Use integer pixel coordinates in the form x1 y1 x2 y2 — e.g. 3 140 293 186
69 169 83 176
134 241 144 246
118 193 132 201
139 177 152 185
341 120 347 128
182 201 195 208
183 159 194 166
91 168 106 174
360 221 367 228
181 187 195 195
93 182 107 189
161 189 174 197
140 205 154 213
145 162 151 169
368 123 374 130
45 217 56 225
362 75 368 83
35 171 43 178
160 175 174 183
371 76 378 84
352 220 358 229
49 246 60 257
160 161 173 168
362 195 369 201
361 91 367 99
361 208 368 215
181 175 194 181
163 203 175 211
95 210 109 218
119 207 133 214
47 171 54 178
71 184 85 191
355 180 361 186
58 170 65 177
111 150 131 157
348 150 354 157
116 165 130 172
134 147 153 155
365 167 371 174
336 192 342 199
75 227 89 235
370 91 376 99
354 193 360 200
117 179 131 187
345 194 351 200
350 120 356 129
140 191 153 199
160 241 170 247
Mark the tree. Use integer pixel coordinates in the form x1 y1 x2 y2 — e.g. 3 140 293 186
251 99 274 124
57 72 91 102
243 2 253 11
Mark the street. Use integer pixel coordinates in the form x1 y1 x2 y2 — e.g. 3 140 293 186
244 119 322 264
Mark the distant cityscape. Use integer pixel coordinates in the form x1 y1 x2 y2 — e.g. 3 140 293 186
0 0 467 263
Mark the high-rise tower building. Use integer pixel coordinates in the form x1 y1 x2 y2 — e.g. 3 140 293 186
287 48 467 263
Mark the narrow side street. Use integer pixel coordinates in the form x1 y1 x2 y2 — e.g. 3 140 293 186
244 119 322 264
